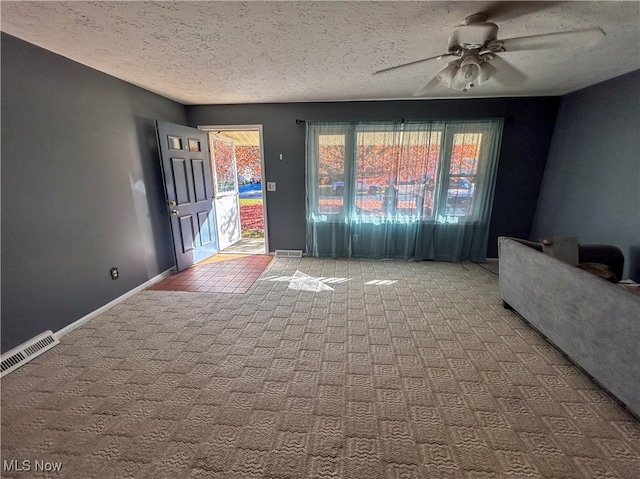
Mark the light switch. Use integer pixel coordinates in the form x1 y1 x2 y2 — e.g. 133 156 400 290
267 182 276 191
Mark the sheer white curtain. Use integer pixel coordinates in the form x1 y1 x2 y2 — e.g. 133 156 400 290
306 119 504 262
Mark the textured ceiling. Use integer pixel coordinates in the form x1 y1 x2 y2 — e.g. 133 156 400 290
1 1 639 104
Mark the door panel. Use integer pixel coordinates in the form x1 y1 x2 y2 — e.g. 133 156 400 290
197 211 214 246
192 159 207 202
214 195 241 250
210 135 242 251
157 121 218 271
178 215 195 253
168 158 191 205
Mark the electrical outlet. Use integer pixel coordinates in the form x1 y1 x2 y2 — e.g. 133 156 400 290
267 182 276 191
110 267 120 280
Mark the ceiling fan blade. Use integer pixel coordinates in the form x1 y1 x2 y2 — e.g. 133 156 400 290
374 53 454 75
494 28 605 53
482 1 561 23
487 55 528 86
412 75 443 97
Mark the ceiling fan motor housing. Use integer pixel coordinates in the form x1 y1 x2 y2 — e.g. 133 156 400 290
448 22 499 52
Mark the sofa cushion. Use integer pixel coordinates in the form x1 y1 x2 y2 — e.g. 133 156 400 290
578 262 618 283
578 244 625 281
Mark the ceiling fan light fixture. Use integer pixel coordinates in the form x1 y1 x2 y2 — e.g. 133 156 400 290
451 55 482 91
437 53 496 92
436 60 461 88
476 60 497 86
459 55 482 81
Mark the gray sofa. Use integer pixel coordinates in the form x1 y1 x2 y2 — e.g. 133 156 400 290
498 236 640 417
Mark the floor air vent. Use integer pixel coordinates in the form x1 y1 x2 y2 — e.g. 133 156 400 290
1 331 59 377
275 249 303 258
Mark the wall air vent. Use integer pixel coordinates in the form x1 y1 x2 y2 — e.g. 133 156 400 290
1 331 59 377
275 249 303 258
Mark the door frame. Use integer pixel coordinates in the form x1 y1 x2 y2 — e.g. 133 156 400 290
198 124 269 254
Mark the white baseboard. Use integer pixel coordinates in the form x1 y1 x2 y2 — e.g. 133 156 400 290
56 267 175 338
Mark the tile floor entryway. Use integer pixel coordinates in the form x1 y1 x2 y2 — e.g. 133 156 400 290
148 254 272 294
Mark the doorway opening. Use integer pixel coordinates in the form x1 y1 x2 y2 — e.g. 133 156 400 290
202 125 267 255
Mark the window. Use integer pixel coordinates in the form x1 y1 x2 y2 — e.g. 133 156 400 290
308 120 500 224
209 136 237 195
317 133 346 214
306 119 504 261
353 128 441 220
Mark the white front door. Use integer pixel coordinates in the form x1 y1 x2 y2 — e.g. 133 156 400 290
210 134 242 250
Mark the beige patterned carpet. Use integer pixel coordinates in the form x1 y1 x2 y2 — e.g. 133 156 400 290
2 257 639 478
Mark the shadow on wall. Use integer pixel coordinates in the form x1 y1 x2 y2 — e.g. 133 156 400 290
629 245 640 282
134 116 175 268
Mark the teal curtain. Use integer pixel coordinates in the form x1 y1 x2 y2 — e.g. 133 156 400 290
306 119 504 262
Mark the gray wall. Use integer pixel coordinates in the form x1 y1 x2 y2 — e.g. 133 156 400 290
531 70 640 280
187 98 560 257
1 34 186 352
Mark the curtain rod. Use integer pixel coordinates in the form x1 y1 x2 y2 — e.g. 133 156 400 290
296 118 510 125
296 118 409 124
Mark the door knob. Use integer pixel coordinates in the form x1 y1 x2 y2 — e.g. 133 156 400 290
169 200 177 206
171 210 180 216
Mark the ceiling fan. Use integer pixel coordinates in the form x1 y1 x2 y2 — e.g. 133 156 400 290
374 12 604 94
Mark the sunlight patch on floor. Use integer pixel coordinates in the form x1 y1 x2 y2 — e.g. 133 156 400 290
259 272 399 290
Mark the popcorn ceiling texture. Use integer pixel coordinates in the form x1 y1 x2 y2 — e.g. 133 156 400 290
1 1 639 104
1 257 639 478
